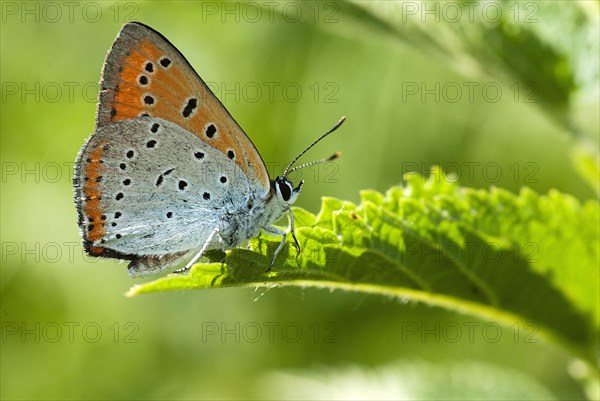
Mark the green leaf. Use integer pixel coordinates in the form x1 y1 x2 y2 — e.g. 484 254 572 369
571 141 600 195
332 0 600 199
127 167 599 367
336 0 598 131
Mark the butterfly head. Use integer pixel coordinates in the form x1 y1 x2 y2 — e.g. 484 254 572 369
273 175 304 206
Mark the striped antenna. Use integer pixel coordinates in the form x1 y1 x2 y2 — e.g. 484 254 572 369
282 116 346 178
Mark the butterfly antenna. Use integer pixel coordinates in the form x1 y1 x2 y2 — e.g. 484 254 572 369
285 152 341 176
282 116 346 178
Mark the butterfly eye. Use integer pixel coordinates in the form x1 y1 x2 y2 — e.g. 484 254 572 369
277 178 293 202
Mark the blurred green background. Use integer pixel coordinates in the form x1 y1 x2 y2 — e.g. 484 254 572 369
1 1 598 399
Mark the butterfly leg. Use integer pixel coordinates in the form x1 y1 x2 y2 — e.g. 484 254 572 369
266 209 300 269
287 208 301 254
174 226 220 274
263 225 285 269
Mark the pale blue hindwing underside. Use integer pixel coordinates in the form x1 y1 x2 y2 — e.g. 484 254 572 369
82 117 252 255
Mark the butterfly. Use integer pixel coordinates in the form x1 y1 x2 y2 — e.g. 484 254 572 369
73 21 345 277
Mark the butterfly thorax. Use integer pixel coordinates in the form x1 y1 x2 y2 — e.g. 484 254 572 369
216 182 294 249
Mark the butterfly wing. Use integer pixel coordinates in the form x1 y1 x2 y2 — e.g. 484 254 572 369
96 21 270 197
74 117 250 275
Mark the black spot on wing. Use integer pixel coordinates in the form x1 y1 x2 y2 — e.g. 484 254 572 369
182 98 198 118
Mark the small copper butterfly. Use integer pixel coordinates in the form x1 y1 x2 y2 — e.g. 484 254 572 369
73 22 345 277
